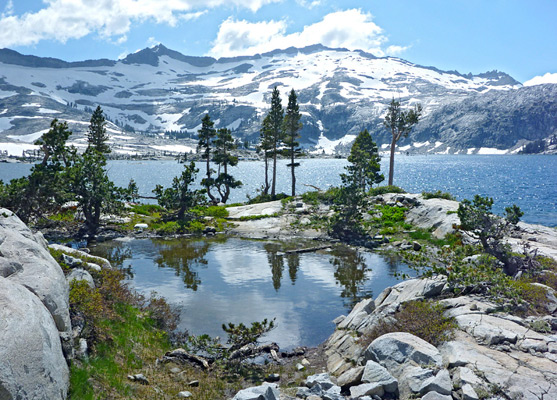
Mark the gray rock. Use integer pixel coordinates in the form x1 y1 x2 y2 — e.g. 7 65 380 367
336 366 364 387
0 277 69 399
421 392 453 400
67 268 95 288
418 369 452 396
462 383 479 400
0 209 71 334
361 360 398 393
49 244 112 269
306 373 334 390
364 332 443 372
128 373 149 385
232 383 279 400
399 366 434 397
349 382 385 398
296 386 312 398
452 366 483 387
178 391 192 398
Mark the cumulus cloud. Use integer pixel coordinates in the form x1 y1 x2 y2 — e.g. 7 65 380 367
209 9 404 58
523 72 557 86
0 0 277 48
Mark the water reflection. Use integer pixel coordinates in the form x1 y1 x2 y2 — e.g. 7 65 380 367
263 243 285 291
330 246 372 307
152 238 212 291
286 253 300 285
90 237 411 348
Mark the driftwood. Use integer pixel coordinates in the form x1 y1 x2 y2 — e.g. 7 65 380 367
228 343 280 361
161 348 211 369
285 245 331 254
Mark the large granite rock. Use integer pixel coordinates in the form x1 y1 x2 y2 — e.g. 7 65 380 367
0 277 69 400
381 193 460 238
0 209 70 334
364 332 443 372
231 383 279 400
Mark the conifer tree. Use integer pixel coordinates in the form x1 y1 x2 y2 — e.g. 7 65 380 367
384 99 422 186
268 87 284 198
87 105 110 154
213 128 242 203
197 114 217 203
283 89 302 196
341 129 384 192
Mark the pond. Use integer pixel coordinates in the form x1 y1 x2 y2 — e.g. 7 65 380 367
90 236 412 349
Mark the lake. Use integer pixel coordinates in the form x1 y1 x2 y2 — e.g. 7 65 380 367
2 155 556 226
90 237 411 349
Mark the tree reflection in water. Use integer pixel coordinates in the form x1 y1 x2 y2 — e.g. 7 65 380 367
286 253 300 285
152 238 212 291
330 245 373 307
263 242 284 291
90 240 132 273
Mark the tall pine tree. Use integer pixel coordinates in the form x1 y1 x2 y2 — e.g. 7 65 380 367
283 89 302 196
87 105 110 154
268 87 284 199
213 128 242 203
383 99 421 186
197 114 217 203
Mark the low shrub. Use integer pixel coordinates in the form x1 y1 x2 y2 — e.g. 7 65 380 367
368 185 406 196
247 192 289 204
422 190 456 201
202 205 229 219
362 300 457 347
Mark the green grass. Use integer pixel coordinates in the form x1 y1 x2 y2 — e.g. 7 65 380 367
236 213 280 221
130 204 163 216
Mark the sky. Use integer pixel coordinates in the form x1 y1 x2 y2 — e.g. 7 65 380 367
1 0 556 84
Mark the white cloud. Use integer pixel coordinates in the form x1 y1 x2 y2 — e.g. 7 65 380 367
209 9 404 58
0 0 277 48
297 0 322 8
2 0 14 17
385 44 411 56
523 72 557 86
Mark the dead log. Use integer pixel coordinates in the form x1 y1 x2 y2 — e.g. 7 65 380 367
285 245 331 254
228 343 280 361
161 348 210 369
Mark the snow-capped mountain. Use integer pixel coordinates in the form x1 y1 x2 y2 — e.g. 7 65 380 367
0 44 555 155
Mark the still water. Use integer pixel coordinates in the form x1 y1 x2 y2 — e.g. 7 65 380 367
91 237 411 349
2 155 555 226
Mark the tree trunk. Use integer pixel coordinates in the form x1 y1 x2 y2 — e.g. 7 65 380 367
388 136 397 186
290 147 295 197
271 149 277 199
205 149 216 203
263 153 269 195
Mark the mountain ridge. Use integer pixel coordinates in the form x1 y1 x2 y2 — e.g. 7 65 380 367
0 44 554 155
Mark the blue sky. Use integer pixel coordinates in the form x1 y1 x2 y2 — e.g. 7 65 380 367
1 0 556 83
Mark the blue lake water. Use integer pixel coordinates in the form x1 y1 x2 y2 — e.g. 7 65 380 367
91 237 410 349
2 155 555 226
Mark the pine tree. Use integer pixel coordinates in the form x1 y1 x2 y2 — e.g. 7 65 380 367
268 87 284 199
87 106 110 154
383 99 422 186
197 114 217 203
258 114 273 195
213 128 242 203
341 129 384 192
283 89 302 196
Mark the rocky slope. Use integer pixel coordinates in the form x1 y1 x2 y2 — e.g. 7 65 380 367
1 44 555 155
0 208 70 399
